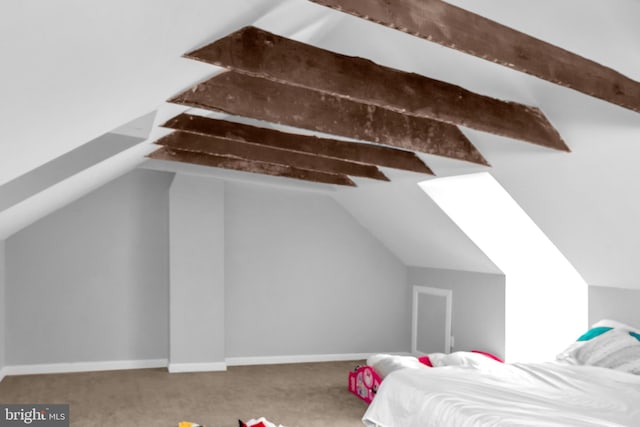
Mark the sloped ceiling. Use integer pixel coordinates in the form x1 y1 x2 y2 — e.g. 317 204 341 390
2 0 640 287
0 0 282 186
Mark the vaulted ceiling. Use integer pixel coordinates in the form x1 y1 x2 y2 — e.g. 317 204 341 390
145 1 639 186
2 0 640 287
153 21 574 184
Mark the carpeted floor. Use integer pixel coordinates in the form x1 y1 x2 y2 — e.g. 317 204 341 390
0 361 369 427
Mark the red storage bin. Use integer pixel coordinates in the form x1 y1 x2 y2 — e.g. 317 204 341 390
348 365 381 404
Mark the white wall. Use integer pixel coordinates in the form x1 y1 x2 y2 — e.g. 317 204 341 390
589 286 640 328
332 178 501 275
476 126 640 291
421 173 588 362
5 169 173 365
169 174 225 370
408 266 506 359
225 181 410 357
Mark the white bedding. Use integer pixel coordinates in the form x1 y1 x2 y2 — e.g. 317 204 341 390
362 362 640 427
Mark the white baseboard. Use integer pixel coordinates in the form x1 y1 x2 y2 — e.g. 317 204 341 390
168 362 227 373
226 352 371 367
0 352 408 380
2 359 168 377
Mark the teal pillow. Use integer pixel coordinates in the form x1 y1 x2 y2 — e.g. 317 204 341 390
577 326 613 341
630 331 640 341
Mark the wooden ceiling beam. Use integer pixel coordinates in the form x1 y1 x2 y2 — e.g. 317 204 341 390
162 113 433 174
186 26 567 151
309 0 640 114
148 147 356 187
170 71 488 166
156 131 389 181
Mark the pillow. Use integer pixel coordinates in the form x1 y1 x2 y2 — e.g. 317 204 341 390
556 319 640 364
366 354 425 379
416 352 502 368
572 329 640 375
471 350 504 363
368 352 504 378
417 355 433 367
591 319 640 335
426 351 503 369
577 326 613 341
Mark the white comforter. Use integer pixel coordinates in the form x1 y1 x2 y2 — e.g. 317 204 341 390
362 362 640 427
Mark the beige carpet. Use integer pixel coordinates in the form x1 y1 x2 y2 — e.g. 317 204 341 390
0 361 369 427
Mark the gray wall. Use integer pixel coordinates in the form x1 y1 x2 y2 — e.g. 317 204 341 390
5 169 173 365
4 172 411 368
0 240 5 372
589 286 640 328
408 266 506 359
169 174 225 366
225 182 410 357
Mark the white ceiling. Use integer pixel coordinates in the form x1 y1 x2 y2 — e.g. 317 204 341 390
2 0 640 287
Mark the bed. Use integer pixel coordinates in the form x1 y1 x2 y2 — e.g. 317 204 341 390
362 320 640 427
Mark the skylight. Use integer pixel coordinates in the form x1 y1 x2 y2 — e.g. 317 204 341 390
419 172 588 362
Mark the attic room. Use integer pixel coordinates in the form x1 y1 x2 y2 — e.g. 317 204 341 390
1 0 640 426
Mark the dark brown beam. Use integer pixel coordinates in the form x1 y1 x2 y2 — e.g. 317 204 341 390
186 26 567 151
170 71 488 166
148 147 356 186
309 0 640 114
163 113 434 174
156 131 389 181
